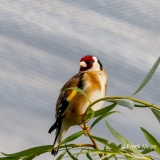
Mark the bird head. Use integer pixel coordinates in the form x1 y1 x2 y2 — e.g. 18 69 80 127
79 55 103 72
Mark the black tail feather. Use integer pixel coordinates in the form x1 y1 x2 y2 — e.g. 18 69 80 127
48 108 64 134
51 148 59 156
48 121 58 134
49 117 62 156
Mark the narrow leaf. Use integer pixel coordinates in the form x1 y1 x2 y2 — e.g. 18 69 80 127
90 135 109 146
126 158 134 160
141 127 160 154
22 154 36 160
91 135 119 151
83 148 135 158
56 151 67 160
59 130 85 146
22 151 49 160
151 108 160 123
132 57 160 96
91 111 118 129
105 121 145 157
82 149 108 154
85 103 116 120
66 87 91 103
108 154 117 160
0 158 19 160
134 144 155 154
0 145 52 158
84 148 137 158
113 155 118 160
115 99 134 110
141 147 154 154
76 147 87 159
85 107 95 121
134 104 148 108
65 144 78 160
86 152 92 160
98 154 108 160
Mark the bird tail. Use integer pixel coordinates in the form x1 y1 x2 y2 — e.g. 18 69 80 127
48 119 59 134
48 118 69 156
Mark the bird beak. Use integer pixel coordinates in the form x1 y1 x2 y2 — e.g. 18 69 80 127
79 61 87 67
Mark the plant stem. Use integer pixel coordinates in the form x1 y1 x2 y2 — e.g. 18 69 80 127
58 143 94 149
83 123 103 158
89 96 160 111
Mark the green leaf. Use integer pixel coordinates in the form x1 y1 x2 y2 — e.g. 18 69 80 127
134 104 148 108
76 147 87 159
105 121 145 157
126 157 134 160
113 155 118 160
0 158 19 160
66 87 91 103
82 149 108 154
0 145 52 158
90 111 118 129
141 127 160 154
90 135 119 151
65 144 78 160
59 130 85 146
98 154 108 160
151 108 160 123
141 147 154 154
90 135 109 146
22 154 36 160
86 152 92 160
84 148 137 159
115 99 134 110
22 152 48 160
95 103 117 117
56 151 67 160
85 103 116 120
134 144 155 154
83 148 133 157
85 107 95 121
132 57 160 96
108 154 117 160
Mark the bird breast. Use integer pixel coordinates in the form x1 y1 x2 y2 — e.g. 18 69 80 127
84 71 107 110
65 70 107 125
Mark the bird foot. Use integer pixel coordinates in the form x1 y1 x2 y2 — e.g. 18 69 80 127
79 124 90 136
81 113 88 123
84 126 90 135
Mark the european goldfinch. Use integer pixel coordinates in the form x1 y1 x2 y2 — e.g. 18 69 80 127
48 55 107 156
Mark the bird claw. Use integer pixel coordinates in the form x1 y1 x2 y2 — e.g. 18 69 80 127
84 126 90 136
79 124 90 136
81 113 88 123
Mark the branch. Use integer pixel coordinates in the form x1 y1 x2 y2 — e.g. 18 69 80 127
88 96 160 111
83 123 103 158
58 143 94 150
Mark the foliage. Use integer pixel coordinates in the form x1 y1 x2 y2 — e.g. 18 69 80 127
0 57 160 160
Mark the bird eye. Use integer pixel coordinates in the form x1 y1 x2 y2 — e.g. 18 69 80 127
88 60 93 64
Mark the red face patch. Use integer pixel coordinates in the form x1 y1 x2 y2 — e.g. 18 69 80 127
80 55 94 62
79 55 94 71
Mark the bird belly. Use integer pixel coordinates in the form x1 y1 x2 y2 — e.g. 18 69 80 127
90 90 105 111
64 94 90 125
64 90 105 126
64 71 107 126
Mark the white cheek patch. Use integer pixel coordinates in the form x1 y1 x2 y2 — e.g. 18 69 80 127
92 57 98 62
91 57 100 71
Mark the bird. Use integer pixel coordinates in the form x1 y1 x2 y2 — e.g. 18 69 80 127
48 55 108 156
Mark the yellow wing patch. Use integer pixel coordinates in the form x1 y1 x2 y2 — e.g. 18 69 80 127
67 89 77 102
